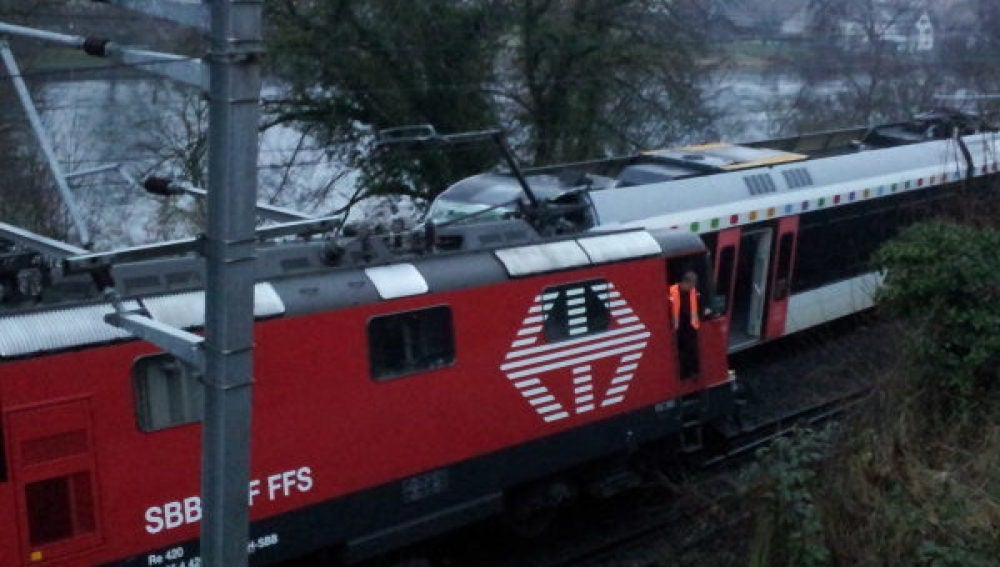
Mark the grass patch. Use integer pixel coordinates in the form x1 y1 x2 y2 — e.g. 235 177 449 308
744 322 1000 567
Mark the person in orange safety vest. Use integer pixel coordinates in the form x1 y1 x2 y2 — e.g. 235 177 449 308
669 271 702 330
669 271 705 378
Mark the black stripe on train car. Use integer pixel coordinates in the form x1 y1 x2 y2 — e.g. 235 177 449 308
107 382 735 567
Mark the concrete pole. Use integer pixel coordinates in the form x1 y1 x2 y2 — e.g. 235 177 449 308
200 2 263 566
2 6 265 563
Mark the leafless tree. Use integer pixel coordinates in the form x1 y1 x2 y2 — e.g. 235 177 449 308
769 0 949 133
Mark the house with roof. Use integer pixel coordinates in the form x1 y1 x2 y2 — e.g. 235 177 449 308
705 0 936 54
839 8 934 53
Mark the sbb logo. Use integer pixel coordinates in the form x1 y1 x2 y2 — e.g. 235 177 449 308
144 466 313 535
145 497 202 535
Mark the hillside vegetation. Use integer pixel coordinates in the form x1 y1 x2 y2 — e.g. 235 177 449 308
746 210 1000 566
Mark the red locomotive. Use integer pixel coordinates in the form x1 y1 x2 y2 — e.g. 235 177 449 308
0 226 733 566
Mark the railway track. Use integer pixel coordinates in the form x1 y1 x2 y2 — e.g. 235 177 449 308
700 385 872 469
392 384 872 567
502 386 874 567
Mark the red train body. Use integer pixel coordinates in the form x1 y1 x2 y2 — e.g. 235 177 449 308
0 228 735 566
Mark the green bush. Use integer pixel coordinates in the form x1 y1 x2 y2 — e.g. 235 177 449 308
744 427 834 567
872 221 1000 399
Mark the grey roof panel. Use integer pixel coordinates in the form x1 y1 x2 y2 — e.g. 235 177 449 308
269 270 381 317
495 240 591 277
416 252 508 294
113 256 204 297
496 230 669 277
364 264 429 299
141 283 285 329
577 231 661 264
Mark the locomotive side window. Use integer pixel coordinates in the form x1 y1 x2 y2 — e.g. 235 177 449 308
542 280 611 343
133 354 204 432
368 305 455 380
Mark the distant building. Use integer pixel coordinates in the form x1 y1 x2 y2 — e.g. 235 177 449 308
705 0 936 54
839 9 934 53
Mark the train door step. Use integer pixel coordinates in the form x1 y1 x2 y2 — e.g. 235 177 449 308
677 392 708 453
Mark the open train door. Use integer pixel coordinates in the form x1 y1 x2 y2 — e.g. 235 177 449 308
763 216 799 340
6 399 103 565
728 227 772 350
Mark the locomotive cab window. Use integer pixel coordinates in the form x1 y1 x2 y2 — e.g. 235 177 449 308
542 280 611 342
369 305 455 380
133 354 204 432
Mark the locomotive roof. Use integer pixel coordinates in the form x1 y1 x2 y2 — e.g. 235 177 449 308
0 228 702 359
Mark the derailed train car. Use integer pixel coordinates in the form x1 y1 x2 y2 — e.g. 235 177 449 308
429 109 1000 350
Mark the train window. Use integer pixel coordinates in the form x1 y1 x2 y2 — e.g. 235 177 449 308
715 246 736 309
772 233 795 300
542 280 611 342
792 195 934 293
368 305 455 380
133 354 204 432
